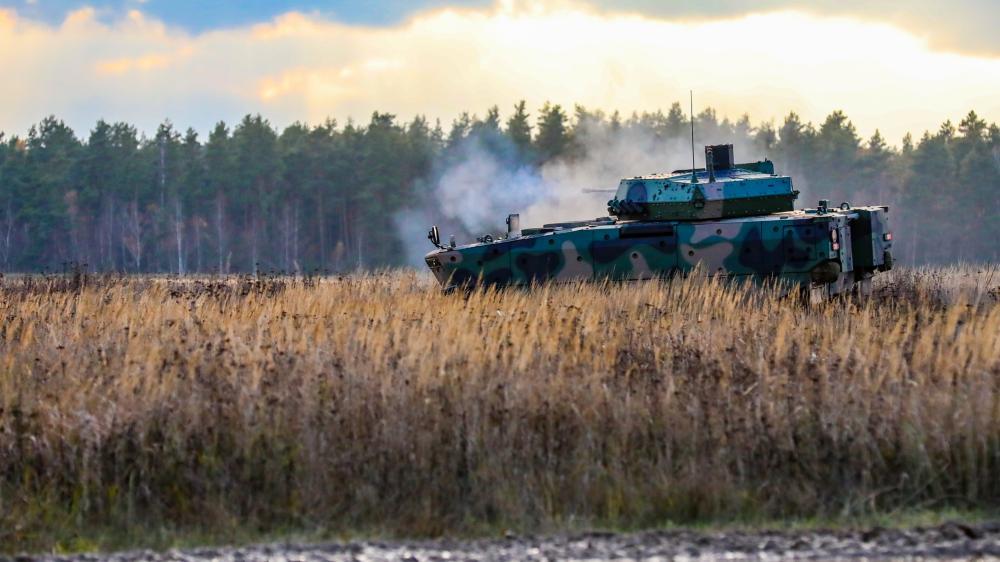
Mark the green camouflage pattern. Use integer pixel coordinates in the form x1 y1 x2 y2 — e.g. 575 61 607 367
425 146 894 298
608 160 800 221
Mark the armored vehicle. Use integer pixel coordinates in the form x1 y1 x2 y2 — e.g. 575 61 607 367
425 144 893 300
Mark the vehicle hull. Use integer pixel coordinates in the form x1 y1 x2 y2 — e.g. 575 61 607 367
425 206 892 298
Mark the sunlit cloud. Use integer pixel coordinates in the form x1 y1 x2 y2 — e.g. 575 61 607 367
587 0 1000 58
0 9 16 29
95 46 193 75
0 1 997 142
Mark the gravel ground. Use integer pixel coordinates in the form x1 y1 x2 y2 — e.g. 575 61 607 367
8 522 1000 561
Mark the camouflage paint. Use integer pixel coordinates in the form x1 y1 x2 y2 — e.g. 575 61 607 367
425 205 893 294
608 160 798 221
424 149 894 297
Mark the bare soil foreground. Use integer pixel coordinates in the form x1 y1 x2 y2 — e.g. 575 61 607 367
8 522 1000 561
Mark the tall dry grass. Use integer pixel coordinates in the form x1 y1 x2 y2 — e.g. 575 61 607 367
0 267 998 551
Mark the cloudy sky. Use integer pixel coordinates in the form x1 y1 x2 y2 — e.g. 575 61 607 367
1 0 998 143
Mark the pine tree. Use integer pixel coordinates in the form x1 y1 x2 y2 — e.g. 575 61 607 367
665 102 686 139
505 100 532 159
470 106 501 137
24 116 81 269
904 128 956 263
79 120 114 268
0 135 27 270
147 121 181 271
205 122 233 273
954 111 997 261
108 122 143 271
446 112 472 149
609 110 622 133
857 129 897 203
469 106 508 160
695 108 720 144
177 128 205 272
815 111 861 197
535 102 568 163
566 105 607 160
755 122 777 155
356 112 409 267
775 112 814 171
232 114 279 272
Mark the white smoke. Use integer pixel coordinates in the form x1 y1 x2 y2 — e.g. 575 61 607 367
526 121 688 226
434 140 546 231
396 120 765 265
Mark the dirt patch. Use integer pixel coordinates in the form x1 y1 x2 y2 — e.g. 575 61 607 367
13 522 1000 561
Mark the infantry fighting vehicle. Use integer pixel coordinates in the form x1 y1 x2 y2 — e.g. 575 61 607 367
425 144 893 300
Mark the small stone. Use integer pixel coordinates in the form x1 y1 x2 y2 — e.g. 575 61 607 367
861 526 885 542
760 539 779 551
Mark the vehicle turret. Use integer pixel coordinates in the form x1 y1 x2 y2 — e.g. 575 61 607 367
607 144 799 221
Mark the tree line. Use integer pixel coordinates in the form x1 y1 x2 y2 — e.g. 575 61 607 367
0 102 996 273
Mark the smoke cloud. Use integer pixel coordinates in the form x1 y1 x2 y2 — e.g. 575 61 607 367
396 120 766 265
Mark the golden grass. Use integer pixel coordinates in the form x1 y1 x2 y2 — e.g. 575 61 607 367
0 267 998 551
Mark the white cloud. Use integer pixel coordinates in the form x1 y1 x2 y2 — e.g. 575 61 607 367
0 1 998 141
588 0 1000 58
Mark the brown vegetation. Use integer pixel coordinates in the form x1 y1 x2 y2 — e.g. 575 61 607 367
0 267 998 551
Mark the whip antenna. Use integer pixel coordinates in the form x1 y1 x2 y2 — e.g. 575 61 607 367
690 90 698 184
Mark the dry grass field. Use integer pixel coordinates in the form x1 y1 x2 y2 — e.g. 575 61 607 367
0 267 998 552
